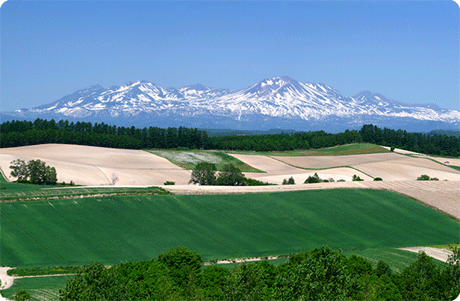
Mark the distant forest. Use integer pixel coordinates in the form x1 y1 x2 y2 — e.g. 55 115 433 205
0 119 459 157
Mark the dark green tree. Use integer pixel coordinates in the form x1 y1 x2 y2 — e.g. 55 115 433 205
189 162 217 185
216 164 246 186
9 159 28 182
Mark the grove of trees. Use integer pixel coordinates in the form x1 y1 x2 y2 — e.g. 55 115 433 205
189 163 250 186
57 245 460 300
10 159 57 185
1 119 459 157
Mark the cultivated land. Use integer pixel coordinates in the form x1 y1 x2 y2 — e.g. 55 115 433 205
1 190 458 268
147 149 262 172
0 144 192 186
1 143 460 299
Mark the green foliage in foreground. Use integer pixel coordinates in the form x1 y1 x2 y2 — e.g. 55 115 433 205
57 246 460 301
1 189 458 268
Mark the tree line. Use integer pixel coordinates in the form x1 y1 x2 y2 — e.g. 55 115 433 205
0 119 210 149
56 245 460 301
1 119 459 157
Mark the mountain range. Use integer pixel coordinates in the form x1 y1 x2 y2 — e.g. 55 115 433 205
2 76 459 132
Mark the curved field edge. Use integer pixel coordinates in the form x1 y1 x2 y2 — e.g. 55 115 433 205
226 143 389 156
146 149 264 172
1 189 458 268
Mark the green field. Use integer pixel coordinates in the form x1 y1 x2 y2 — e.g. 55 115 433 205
1 275 72 301
0 185 168 201
228 143 388 156
1 189 458 268
146 149 263 172
342 248 445 273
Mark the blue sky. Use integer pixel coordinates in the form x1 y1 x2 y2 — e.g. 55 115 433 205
1 0 459 112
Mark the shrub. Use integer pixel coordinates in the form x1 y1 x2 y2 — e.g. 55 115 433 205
282 176 295 185
390 146 395 152
352 175 363 181
417 175 430 181
164 181 175 185
373 177 383 181
244 178 272 186
304 173 321 184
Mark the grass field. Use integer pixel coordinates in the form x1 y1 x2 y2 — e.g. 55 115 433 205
342 248 445 273
146 149 263 172
0 185 169 201
228 143 388 157
1 275 72 301
1 189 458 268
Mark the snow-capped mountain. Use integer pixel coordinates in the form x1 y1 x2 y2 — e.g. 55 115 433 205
3 77 460 132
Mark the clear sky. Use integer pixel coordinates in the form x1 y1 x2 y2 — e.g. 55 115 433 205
1 0 459 112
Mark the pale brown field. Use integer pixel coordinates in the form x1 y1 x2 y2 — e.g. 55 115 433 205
1 144 459 219
272 152 401 169
0 144 191 186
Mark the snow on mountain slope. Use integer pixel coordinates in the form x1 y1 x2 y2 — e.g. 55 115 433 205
6 76 460 131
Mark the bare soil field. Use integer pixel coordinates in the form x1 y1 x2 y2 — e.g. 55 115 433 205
364 180 460 220
0 144 191 186
353 158 460 181
272 152 401 169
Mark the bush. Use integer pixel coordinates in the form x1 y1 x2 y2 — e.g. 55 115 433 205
14 288 30 301
164 181 175 185
416 175 438 181
244 178 272 186
304 173 321 184
282 176 295 185
373 177 383 181
352 175 363 181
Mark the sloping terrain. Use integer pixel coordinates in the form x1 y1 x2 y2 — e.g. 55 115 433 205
0 144 191 186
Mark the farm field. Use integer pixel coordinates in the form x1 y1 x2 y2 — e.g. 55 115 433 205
1 189 458 268
228 143 388 156
341 248 445 273
147 149 262 172
0 144 192 186
1 275 72 301
0 186 168 201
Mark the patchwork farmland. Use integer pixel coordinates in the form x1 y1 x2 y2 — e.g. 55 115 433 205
0 143 459 299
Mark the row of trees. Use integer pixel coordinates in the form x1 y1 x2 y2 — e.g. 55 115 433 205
360 124 460 157
0 119 210 149
10 159 57 185
57 245 460 300
2 119 459 157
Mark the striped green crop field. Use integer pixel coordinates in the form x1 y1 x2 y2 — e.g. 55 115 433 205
228 143 388 156
0 275 73 301
1 189 458 267
0 186 168 201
